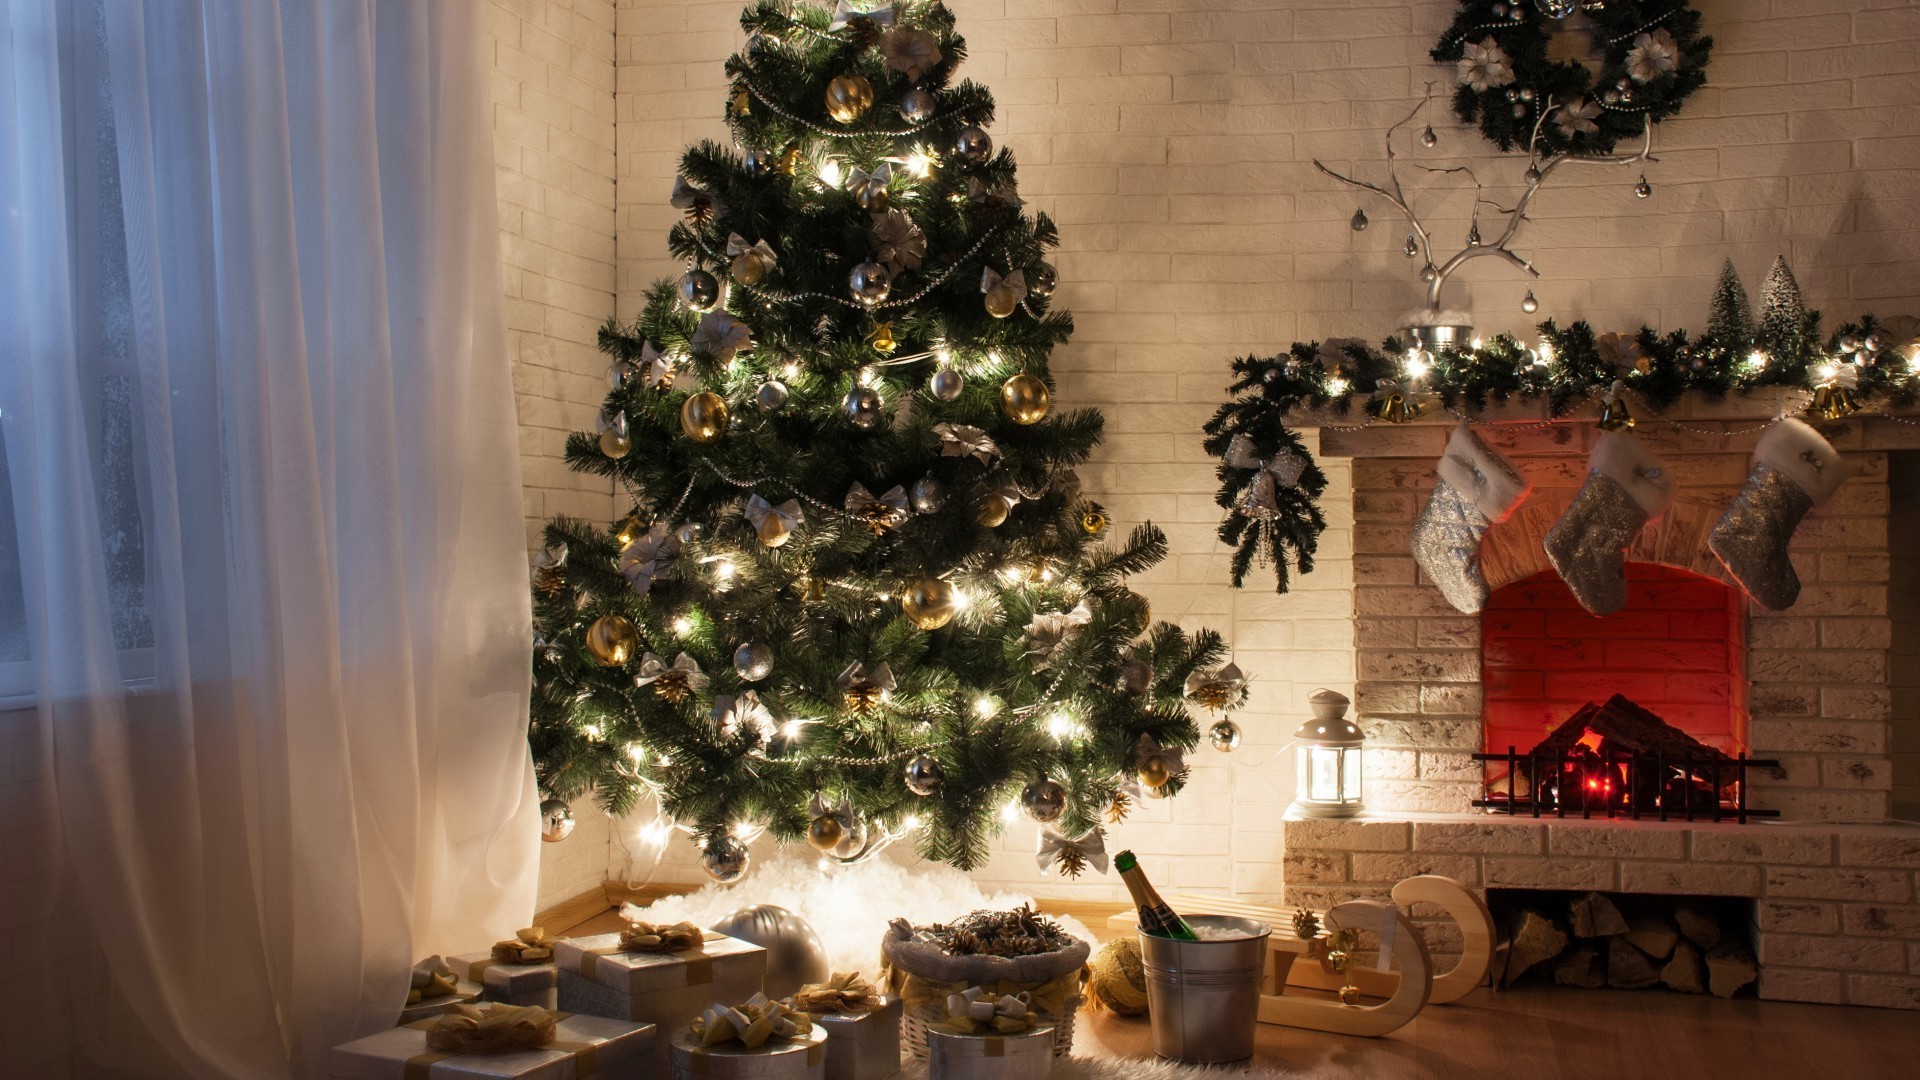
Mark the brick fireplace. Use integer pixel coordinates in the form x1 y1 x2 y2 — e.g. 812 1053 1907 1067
1277 399 1920 1009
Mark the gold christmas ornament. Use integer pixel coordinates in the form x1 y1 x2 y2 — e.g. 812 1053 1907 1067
1597 381 1635 431
824 74 874 123
983 281 1020 318
1080 502 1109 535
731 87 751 117
975 494 1012 528
599 410 631 459
585 614 639 666
680 391 731 443
1808 382 1860 421
806 814 844 852
902 578 957 630
731 251 769 285
866 321 898 354
778 145 803 175
999 373 1051 425
1136 754 1172 789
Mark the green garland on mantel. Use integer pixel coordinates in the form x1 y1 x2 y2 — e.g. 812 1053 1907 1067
1203 311 1920 593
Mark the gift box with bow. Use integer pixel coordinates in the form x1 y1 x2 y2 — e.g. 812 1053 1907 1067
554 927 766 1072
450 929 561 1010
923 988 1053 1080
397 956 486 1026
331 1005 653 1080
792 973 901 1080
667 993 828 1080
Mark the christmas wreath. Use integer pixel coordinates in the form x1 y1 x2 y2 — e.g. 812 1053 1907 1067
1431 0 1711 155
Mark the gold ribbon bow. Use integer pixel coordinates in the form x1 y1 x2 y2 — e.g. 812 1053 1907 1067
790 972 881 1015
690 993 815 1049
424 1002 559 1054
619 919 707 954
407 956 460 1004
931 987 1037 1036
492 928 554 965
890 970 1078 1023
845 483 910 534
933 422 1000 466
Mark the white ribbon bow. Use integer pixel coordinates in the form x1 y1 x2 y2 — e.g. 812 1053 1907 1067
639 341 675 391
1224 433 1307 517
848 162 892 189
1184 662 1245 701
981 266 1029 304
829 0 895 30
845 482 910 531
532 543 567 571
1315 337 1366 372
934 422 1000 465
745 494 803 533
947 986 1034 1022
1024 601 1093 670
635 652 708 691
620 524 681 596
1826 363 1860 390
669 175 723 216
837 661 897 694
1034 826 1109 875
726 233 777 267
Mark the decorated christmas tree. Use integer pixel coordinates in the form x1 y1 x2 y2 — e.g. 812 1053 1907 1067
1754 254 1816 366
528 0 1243 882
1706 258 1751 349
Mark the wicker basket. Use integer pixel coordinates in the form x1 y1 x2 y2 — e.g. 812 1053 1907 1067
880 919 1089 1059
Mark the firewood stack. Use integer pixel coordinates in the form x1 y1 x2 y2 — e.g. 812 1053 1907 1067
1496 891 1757 998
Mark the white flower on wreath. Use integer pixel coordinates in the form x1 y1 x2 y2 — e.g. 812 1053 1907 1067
1626 29 1680 84
1553 97 1601 140
1457 37 1513 93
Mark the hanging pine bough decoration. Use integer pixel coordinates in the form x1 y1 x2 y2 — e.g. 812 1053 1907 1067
1201 355 1334 593
1431 0 1711 156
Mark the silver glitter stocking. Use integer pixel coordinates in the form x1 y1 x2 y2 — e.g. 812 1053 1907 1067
1543 471 1650 617
1412 477 1493 614
1708 464 1815 611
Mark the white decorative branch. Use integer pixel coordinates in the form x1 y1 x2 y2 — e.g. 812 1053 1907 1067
1314 90 1658 313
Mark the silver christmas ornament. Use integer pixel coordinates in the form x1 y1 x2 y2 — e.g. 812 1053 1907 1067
1535 0 1578 18
904 753 944 796
954 125 992 164
1404 234 1419 258
910 474 947 513
1466 222 1482 246
743 148 773 176
1524 165 1543 184
676 521 707 545
1522 290 1539 314
700 836 751 884
849 261 892 306
1420 125 1437 148
539 798 576 843
607 359 638 390
1839 335 1861 354
734 641 774 681
1209 718 1243 752
708 905 828 998
929 367 964 401
843 385 885 429
1119 657 1153 695
1350 208 1369 232
899 88 936 124
1512 103 1527 118
1029 261 1057 298
678 268 721 312
1420 264 1438 283
1021 779 1067 823
1864 329 1891 353
757 380 790 412
1635 175 1653 199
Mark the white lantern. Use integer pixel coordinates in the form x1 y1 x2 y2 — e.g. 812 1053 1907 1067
1291 689 1363 818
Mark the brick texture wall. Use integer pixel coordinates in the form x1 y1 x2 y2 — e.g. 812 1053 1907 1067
606 0 1920 901
491 0 624 913
1893 452 1920 820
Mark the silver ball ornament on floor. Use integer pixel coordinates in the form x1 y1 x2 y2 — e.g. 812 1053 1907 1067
929 367 964 401
539 798 576 843
843 385 886 429
757 380 789 412
1209 718 1243 752
678 268 721 312
708 905 828 998
701 836 751 884
900 88 936 124
910 474 947 513
849 261 891 306
954 125 991 164
905 753 944 796
734 641 774 681
1021 779 1067 823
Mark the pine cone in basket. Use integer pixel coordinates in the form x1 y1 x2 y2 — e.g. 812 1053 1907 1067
918 905 1077 957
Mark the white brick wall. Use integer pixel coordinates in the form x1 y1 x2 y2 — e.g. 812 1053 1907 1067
606 0 1920 902
492 0 624 913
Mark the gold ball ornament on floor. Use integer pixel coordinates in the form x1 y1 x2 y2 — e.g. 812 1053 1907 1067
902 578 957 630
680 391 730 443
1087 938 1149 1016
585 614 639 666
824 74 874 123
806 814 844 852
999 373 1051 425
983 280 1021 319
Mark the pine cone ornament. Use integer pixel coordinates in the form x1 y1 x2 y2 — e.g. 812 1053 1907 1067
1292 908 1321 941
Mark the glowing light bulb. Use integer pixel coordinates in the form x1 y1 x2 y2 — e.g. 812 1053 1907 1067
1403 350 1429 380
640 820 672 847
902 814 922 831
713 559 737 583
1536 341 1555 366
1907 345 1920 375
859 366 880 387
904 149 935 179
1745 350 1768 371
781 719 804 740
935 347 953 367
952 587 974 611
974 696 997 718
1327 376 1350 396
818 158 844 188
626 743 647 762
672 615 693 635
1047 711 1083 740
1814 362 1837 383
582 723 602 741
1471 338 1484 351
1000 799 1020 823
656 754 672 767
781 361 800 380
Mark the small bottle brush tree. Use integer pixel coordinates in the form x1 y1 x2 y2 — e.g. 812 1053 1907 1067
529 0 1242 881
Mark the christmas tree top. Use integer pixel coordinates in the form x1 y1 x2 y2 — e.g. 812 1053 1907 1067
529 0 1243 881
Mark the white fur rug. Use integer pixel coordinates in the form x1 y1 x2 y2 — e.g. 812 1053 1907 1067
896 1056 1299 1079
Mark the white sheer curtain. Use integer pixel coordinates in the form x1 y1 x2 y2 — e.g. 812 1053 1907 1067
0 2 540 1077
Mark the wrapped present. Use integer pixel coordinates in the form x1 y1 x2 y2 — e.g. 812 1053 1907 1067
668 1021 826 1080
925 989 1053 1080
331 1004 653 1079
555 929 765 1070
451 930 560 1010
398 956 486 1026
793 973 900 1080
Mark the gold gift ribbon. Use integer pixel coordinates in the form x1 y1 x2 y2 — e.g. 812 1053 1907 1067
402 1050 456 1080
983 1037 1004 1058
399 1019 589 1080
579 941 716 986
466 958 495 984
891 969 1079 1020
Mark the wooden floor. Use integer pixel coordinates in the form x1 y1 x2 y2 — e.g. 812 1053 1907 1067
565 896 1920 1080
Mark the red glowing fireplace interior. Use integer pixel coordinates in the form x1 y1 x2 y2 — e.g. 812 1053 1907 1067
1481 564 1748 759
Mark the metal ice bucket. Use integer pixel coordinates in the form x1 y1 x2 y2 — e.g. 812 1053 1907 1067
1139 915 1270 1063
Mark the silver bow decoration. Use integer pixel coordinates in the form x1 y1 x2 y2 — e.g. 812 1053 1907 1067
1224 433 1307 519
848 162 892 190
1315 337 1365 372
726 233 777 269
619 524 681 596
934 422 999 465
871 208 925 275
947 985 1034 1022
640 341 676 392
837 660 897 695
410 955 454 990
669 175 724 218
1024 601 1093 671
981 266 1028 304
967 178 1024 210
713 690 774 743
636 651 709 694
1184 662 1245 711
829 0 896 30
532 543 567 572
845 482 910 533
745 494 803 534
1825 362 1860 390
691 311 751 363
1035 825 1108 877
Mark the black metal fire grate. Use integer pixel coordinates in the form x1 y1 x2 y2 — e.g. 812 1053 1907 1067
1472 746 1781 823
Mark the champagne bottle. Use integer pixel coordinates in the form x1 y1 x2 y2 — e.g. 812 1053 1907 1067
1115 850 1198 940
